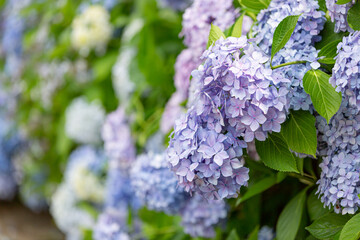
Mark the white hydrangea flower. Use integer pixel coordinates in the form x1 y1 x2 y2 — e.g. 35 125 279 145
112 47 136 103
65 97 105 145
51 183 95 240
68 164 105 203
71 5 113 55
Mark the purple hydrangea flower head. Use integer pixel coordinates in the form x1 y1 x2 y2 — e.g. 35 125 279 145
94 207 131 240
181 0 238 49
253 0 326 111
258 226 276 240
157 0 193 11
317 150 360 214
131 152 188 214
161 91 187 134
326 0 356 33
330 31 360 111
180 194 227 238
102 107 136 169
167 36 290 200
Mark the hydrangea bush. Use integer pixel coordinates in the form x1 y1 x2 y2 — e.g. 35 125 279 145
3 0 360 239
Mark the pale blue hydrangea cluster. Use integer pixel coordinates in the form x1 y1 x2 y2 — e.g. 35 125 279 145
330 31 360 111
167 37 291 200
258 226 276 240
326 0 355 33
102 107 136 169
94 207 131 240
180 194 227 238
131 152 188 214
157 0 193 11
1 0 29 78
0 116 21 200
253 0 326 111
51 146 107 239
316 100 360 214
65 97 106 145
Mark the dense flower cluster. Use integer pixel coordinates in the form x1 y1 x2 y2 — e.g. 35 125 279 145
326 0 355 33
181 0 238 49
316 100 360 214
330 31 360 111
157 0 193 11
102 107 136 169
94 207 130 240
52 146 107 239
112 48 137 104
65 97 106 145
254 0 326 111
51 183 96 240
65 146 107 203
180 194 227 238
71 5 113 55
167 36 291 199
0 116 20 200
131 152 188 214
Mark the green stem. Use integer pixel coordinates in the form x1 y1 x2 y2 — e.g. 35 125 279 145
271 60 308 70
288 172 316 186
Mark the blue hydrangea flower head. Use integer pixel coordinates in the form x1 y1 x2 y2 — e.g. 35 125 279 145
326 0 355 33
180 194 227 238
330 31 360 111
131 152 188 214
258 226 276 240
94 207 130 240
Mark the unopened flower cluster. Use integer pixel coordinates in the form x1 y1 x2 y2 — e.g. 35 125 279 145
254 0 325 111
330 31 360 111
65 97 106 145
326 0 355 33
71 5 113 55
167 37 291 200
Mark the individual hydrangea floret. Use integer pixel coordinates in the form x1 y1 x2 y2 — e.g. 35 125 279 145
65 146 107 203
131 152 188 214
157 0 193 11
180 194 227 238
326 0 355 33
253 0 326 111
94 207 130 240
181 0 238 49
71 5 113 55
317 150 360 214
102 107 136 169
65 97 106 145
330 31 360 111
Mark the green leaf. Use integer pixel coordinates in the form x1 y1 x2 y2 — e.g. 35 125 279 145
227 229 240 240
238 0 271 14
236 172 286 205
315 20 347 49
281 110 317 157
303 69 342 123
317 0 327 12
207 24 226 48
256 132 299 173
348 1 360 31
307 189 330 221
248 226 259 240
276 188 308 240
318 39 341 65
339 213 360 240
336 0 352 4
271 15 301 62
231 14 244 38
306 213 351 239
